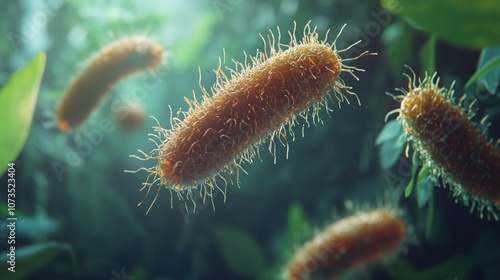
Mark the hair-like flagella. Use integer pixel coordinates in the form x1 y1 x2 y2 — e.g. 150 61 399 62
391 71 500 220
285 208 406 280
57 36 164 132
128 23 376 213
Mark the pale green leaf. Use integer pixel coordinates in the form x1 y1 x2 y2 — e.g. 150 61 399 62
173 13 219 68
376 120 403 145
377 120 405 170
379 139 405 170
416 167 433 208
0 53 46 176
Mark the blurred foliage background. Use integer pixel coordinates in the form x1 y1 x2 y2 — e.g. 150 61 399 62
1 0 500 279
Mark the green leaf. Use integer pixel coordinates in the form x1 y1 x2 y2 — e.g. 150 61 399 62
386 254 473 280
478 47 500 94
385 259 418 280
285 203 311 248
213 225 265 278
0 242 73 280
174 13 219 68
416 169 433 208
0 203 25 218
381 0 500 49
257 265 286 280
425 188 435 240
382 22 415 79
419 36 436 74
0 53 46 176
379 139 405 170
465 49 500 91
376 120 403 145
413 253 471 280
404 152 420 197
415 165 430 207
377 120 406 170
387 234 498 280
131 265 148 280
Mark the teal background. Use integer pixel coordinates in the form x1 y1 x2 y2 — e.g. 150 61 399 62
1 0 500 279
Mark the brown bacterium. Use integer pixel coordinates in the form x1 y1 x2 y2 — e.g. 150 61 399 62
127 22 376 213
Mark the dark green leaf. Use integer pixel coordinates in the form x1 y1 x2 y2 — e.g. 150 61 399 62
285 203 311 247
382 22 415 79
385 259 418 280
425 188 434 240
386 253 475 280
465 48 500 91
382 0 500 49
478 47 500 94
0 242 72 280
413 253 471 280
213 225 265 278
420 36 436 74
